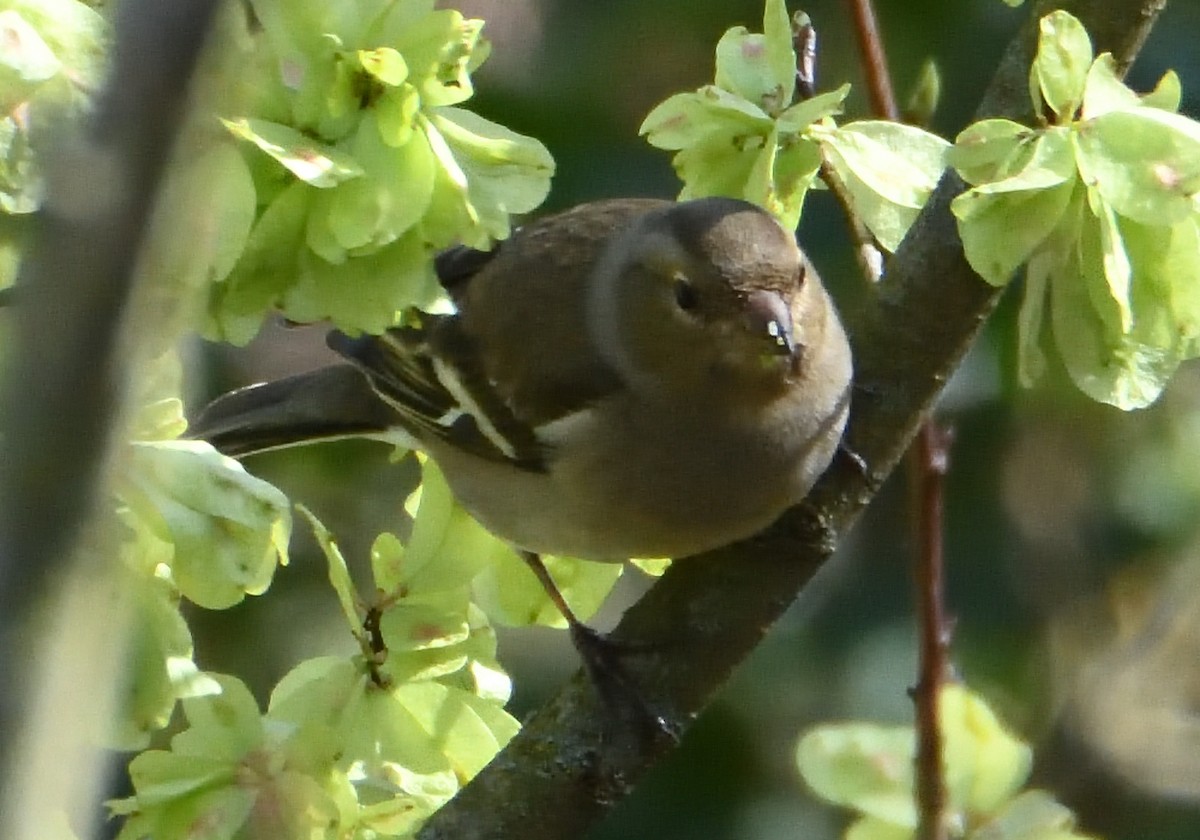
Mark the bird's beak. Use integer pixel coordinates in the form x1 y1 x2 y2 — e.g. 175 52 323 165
745 289 796 358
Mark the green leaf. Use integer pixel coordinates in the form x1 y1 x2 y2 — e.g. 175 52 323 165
0 10 61 84
973 790 1076 840
741 127 819 229
383 601 504 689
396 457 509 594
950 119 1037 186
284 227 436 333
630 558 672 577
114 666 347 839
171 675 264 761
675 138 761 205
1086 188 1132 332
474 551 623 628
762 0 797 109
206 182 312 345
322 113 436 254
1073 106 1200 227
823 121 949 251
134 143 258 352
297 505 364 635
0 0 106 102
640 88 773 151
845 817 914 840
0 114 42 214
119 441 291 610
268 656 457 783
1049 209 1178 409
375 82 421 147
711 0 797 115
223 117 364 187
940 684 1032 814
1142 69 1182 112
1032 10 1093 119
796 723 917 827
426 107 555 245
122 750 238 809
1080 53 1139 119
1123 216 1200 359
358 46 408 86
384 8 484 108
378 592 471 654
775 83 850 134
951 131 1078 286
391 681 517 779
1017 246 1053 386
112 559 209 750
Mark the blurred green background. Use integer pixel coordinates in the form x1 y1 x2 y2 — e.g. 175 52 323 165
188 2 1200 838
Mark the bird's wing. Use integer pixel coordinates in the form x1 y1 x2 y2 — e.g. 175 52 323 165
447 200 666 427
331 199 670 472
328 316 550 472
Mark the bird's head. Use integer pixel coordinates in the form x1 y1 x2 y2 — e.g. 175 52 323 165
590 197 827 400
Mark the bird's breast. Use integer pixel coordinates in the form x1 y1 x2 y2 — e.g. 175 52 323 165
427 388 845 561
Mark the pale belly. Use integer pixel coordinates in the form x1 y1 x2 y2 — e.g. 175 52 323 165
428 395 846 560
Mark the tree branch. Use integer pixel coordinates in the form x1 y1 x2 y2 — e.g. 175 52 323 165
415 1 1168 837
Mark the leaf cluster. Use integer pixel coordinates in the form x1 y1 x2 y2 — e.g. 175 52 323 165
950 11 1200 409
798 685 1094 840
639 0 947 251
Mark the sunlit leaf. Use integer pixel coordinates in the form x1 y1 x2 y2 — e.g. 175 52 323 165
297 505 364 635
1073 106 1200 227
796 723 917 827
119 441 291 610
824 121 949 251
473 550 622 628
1080 53 1139 119
223 117 364 187
940 684 1032 814
1032 10 1093 119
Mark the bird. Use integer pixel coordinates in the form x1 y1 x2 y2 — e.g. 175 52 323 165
191 196 853 689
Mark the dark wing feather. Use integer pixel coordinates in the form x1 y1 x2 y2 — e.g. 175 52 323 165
327 316 548 472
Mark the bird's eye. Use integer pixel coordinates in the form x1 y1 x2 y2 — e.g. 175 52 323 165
673 275 699 311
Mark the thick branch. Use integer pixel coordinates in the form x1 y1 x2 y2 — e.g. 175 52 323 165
416 1 1167 837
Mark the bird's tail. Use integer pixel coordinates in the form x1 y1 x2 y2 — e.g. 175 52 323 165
188 365 405 458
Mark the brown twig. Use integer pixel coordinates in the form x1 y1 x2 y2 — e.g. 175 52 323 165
911 423 954 840
845 0 900 121
819 155 885 283
793 15 885 284
841 1 954 836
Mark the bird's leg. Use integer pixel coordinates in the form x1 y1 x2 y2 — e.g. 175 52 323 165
517 551 673 742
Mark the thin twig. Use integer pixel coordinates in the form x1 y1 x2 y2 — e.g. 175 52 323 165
793 16 884 284
841 1 954 836
819 155 885 283
845 0 900 121
911 423 953 840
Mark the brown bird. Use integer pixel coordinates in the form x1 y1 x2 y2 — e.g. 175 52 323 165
192 196 853 683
